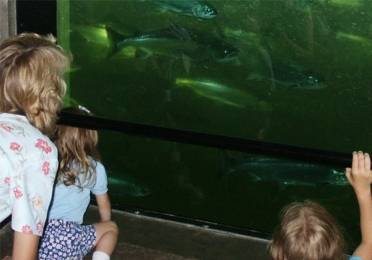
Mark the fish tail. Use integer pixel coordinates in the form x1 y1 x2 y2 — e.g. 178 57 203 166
106 26 125 58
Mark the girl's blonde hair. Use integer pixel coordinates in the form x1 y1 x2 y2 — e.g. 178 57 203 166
55 107 100 187
0 33 69 135
269 201 346 260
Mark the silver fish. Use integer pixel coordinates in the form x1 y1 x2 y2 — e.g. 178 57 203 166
226 155 347 188
150 0 217 19
174 78 271 112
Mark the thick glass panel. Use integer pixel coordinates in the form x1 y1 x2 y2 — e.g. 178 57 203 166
99 131 358 248
58 0 372 152
56 0 368 250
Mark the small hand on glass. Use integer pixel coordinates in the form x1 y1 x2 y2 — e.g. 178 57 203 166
346 151 372 197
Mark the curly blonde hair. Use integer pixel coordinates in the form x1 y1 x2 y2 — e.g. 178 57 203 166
269 201 346 260
0 33 69 135
55 107 100 187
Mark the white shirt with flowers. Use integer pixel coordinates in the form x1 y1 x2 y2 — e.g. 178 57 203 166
0 113 58 236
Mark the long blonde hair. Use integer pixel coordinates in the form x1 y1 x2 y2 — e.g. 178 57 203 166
55 107 100 187
0 33 69 135
269 201 346 260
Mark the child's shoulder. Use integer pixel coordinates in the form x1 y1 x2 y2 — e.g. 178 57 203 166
93 160 107 180
0 113 57 155
88 157 105 170
0 113 39 136
350 256 363 260
0 112 28 127
95 160 105 170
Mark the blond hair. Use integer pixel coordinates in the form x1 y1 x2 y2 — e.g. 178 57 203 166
269 201 346 260
55 107 100 187
0 33 69 135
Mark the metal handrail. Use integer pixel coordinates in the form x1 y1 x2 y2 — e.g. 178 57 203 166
58 111 351 167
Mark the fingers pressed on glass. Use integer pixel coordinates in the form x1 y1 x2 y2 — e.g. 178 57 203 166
352 152 358 172
345 168 353 184
358 151 365 171
364 153 370 171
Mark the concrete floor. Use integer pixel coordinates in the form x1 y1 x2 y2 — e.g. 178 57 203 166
1 207 271 260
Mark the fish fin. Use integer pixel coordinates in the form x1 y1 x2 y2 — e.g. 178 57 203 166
135 47 153 59
106 26 127 58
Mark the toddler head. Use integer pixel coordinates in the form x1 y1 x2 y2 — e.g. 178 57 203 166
55 106 100 186
269 200 345 260
0 33 69 135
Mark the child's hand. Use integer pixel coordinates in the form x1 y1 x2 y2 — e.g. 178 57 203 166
346 151 372 197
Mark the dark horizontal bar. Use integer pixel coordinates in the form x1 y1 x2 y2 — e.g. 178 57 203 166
100 201 271 240
58 112 351 167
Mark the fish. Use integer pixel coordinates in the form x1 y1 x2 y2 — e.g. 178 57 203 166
248 61 326 90
107 25 197 59
174 78 271 112
225 155 348 188
107 25 238 63
108 176 151 198
336 32 372 48
272 63 326 90
70 24 116 60
148 0 217 19
72 24 110 47
223 28 276 90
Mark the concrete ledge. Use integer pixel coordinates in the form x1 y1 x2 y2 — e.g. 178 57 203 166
86 206 271 260
1 207 271 259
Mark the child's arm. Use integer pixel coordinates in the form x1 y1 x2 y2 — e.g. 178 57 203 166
346 151 372 260
12 231 39 260
96 193 112 222
92 162 111 222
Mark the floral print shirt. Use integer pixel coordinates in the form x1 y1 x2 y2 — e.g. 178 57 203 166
0 113 58 236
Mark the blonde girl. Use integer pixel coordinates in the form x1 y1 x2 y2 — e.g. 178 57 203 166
38 107 118 260
0 33 68 259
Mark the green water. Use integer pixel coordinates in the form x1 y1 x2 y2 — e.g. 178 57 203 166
58 0 372 249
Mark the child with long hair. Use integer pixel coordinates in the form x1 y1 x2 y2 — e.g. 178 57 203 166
38 107 118 260
0 33 68 259
269 151 372 260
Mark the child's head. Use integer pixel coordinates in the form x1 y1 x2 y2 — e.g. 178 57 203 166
0 33 69 135
55 106 100 186
269 200 345 260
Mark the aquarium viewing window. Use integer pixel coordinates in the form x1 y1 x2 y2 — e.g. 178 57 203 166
57 0 371 249
58 0 372 153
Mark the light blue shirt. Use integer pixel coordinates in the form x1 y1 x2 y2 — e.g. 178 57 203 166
350 256 363 260
48 160 108 224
